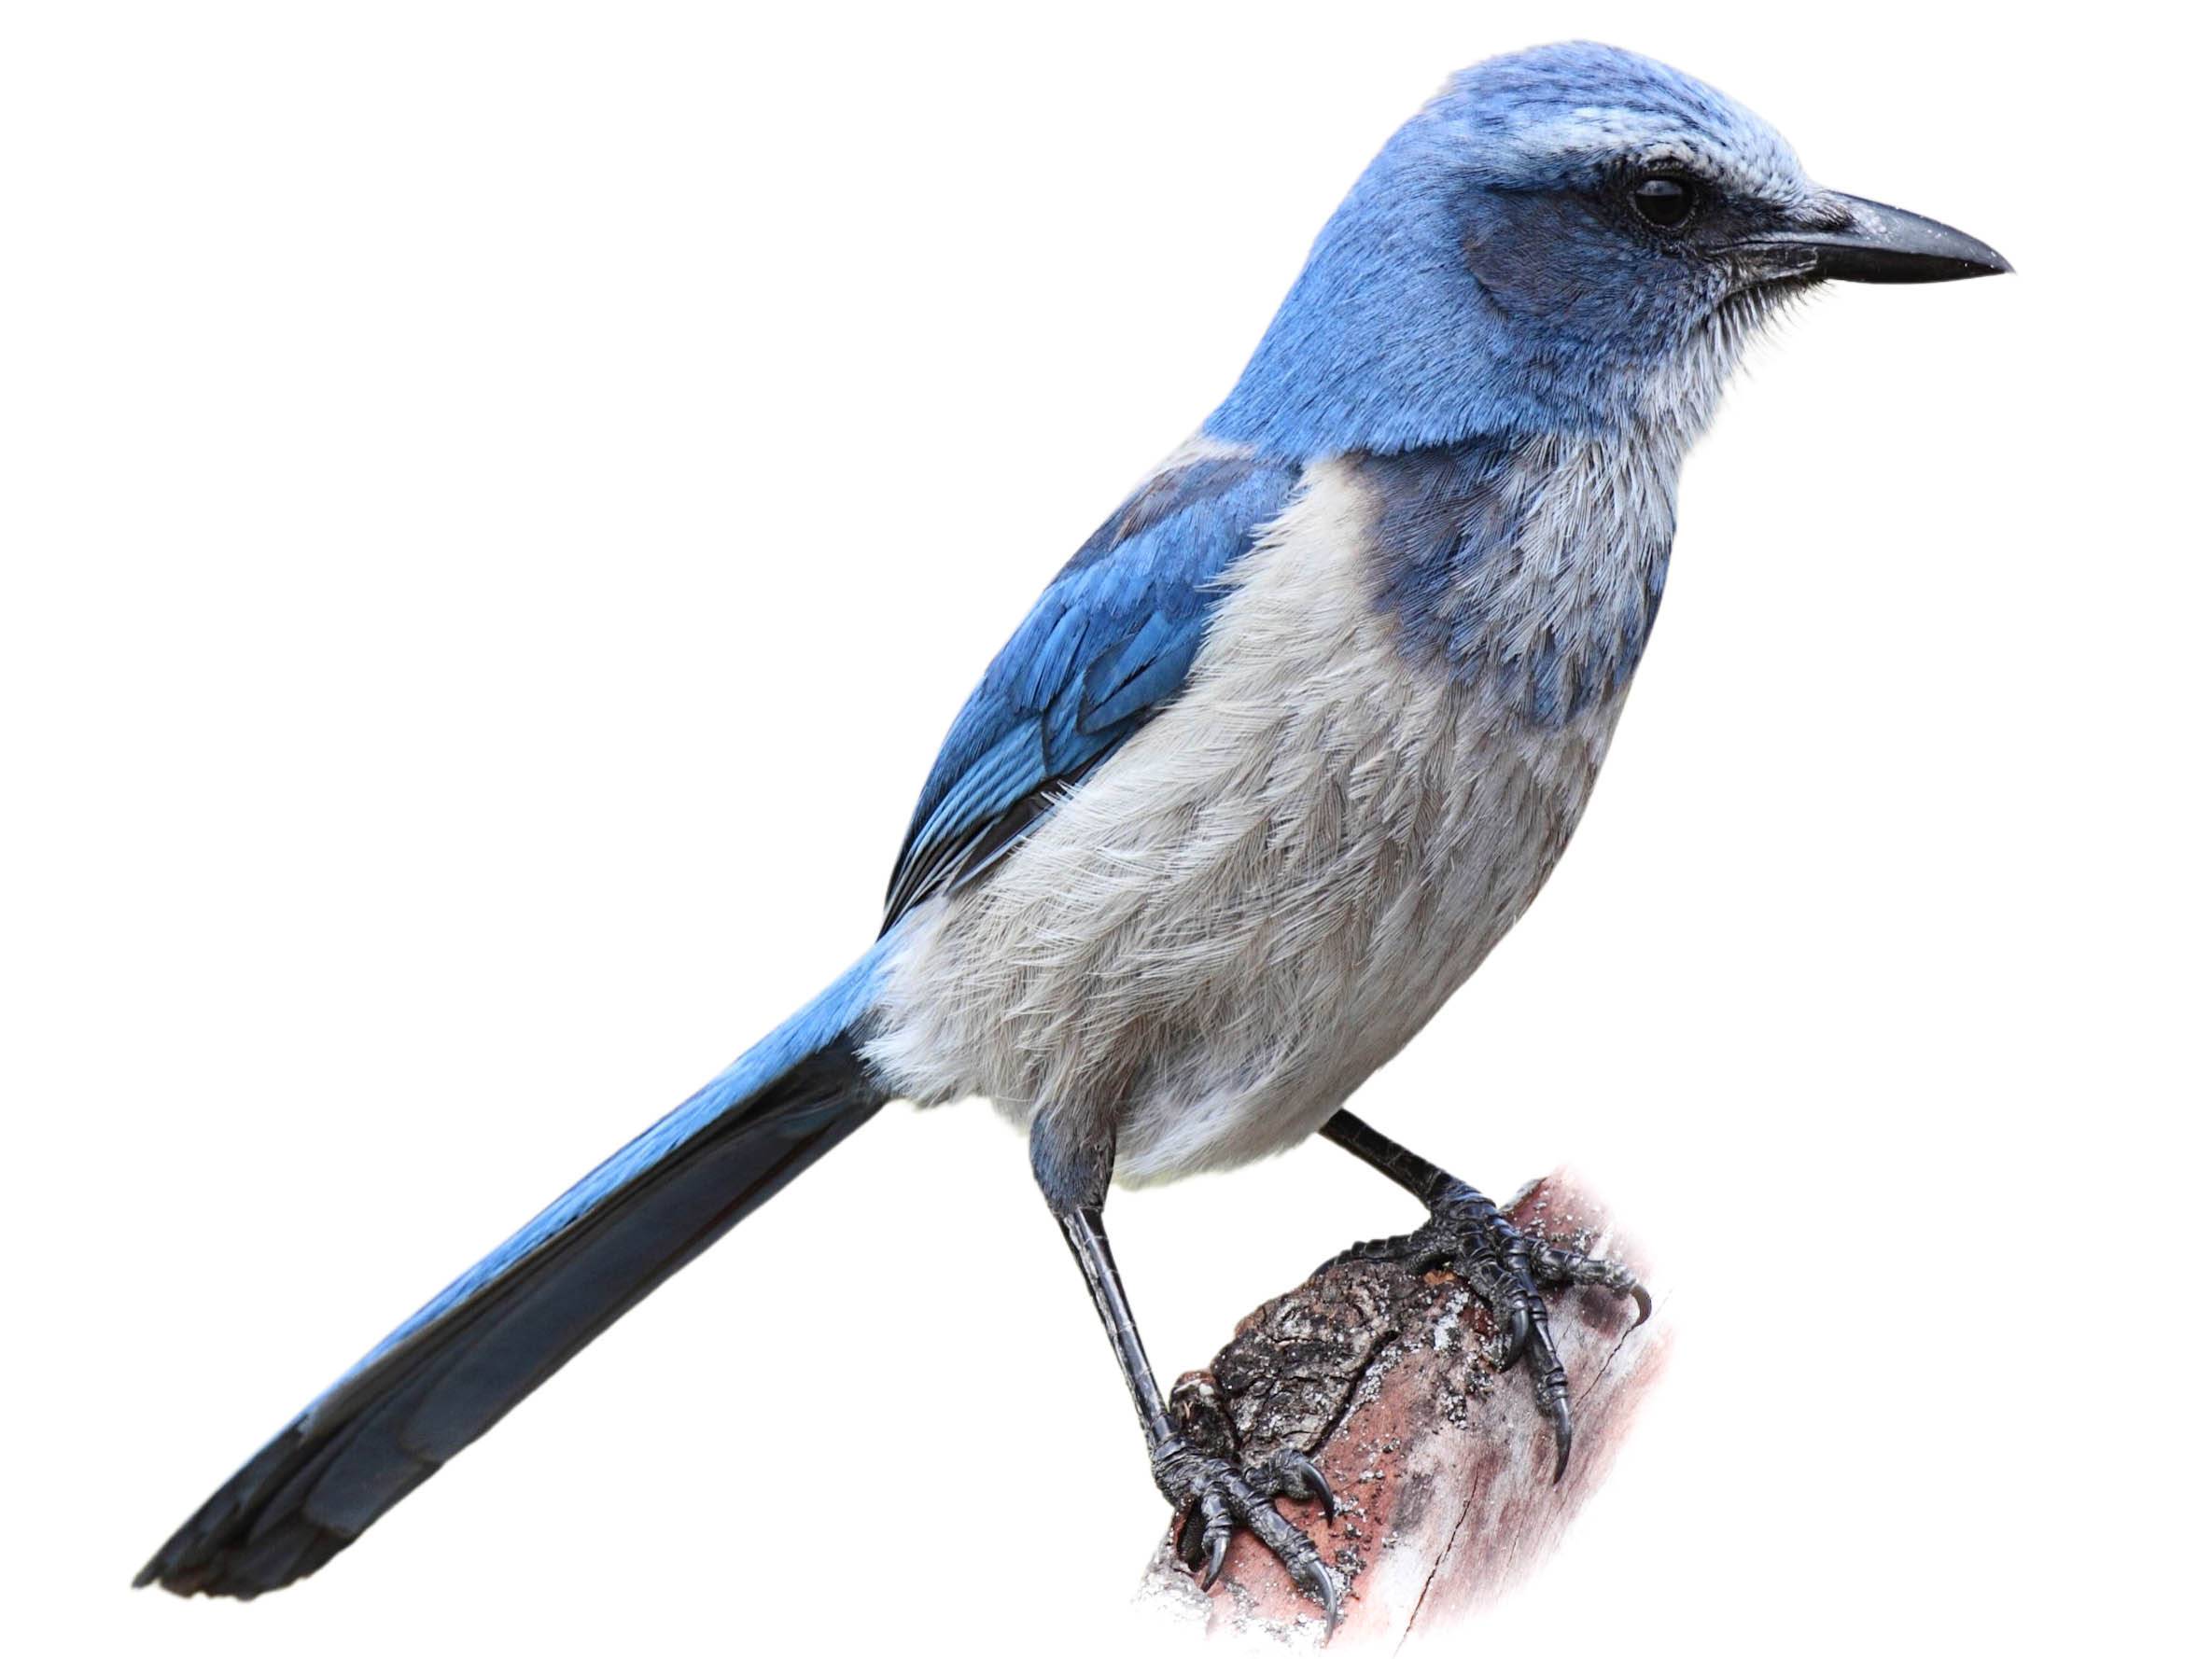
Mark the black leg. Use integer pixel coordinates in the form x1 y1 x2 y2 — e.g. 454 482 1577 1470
1032 1113 1339 1626
1052 1201 1175 1449
1320 1109 1458 1204
1318 1110 1649 1482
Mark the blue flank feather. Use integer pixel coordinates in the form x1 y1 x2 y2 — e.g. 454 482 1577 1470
883 452 1301 925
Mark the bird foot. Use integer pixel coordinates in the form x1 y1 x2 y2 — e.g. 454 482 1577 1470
1323 1179 1649 1482
1154 1375 1339 1630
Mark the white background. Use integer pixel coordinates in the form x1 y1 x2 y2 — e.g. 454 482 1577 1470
4 3 2204 1653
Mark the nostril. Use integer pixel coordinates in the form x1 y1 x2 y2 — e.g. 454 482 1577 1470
1803 194 1861 233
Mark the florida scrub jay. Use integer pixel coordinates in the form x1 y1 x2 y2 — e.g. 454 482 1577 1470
139 42 2009 1617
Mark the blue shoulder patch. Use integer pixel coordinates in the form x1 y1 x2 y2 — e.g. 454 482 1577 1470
883 452 1301 927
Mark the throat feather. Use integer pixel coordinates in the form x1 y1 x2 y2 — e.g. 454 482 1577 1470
1355 433 1676 725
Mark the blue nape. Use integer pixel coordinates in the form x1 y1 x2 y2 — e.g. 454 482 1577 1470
1206 41 1806 459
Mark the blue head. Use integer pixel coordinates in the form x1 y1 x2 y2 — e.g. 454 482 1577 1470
1207 42 2007 459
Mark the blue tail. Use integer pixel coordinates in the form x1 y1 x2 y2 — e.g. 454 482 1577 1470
137 950 890 1598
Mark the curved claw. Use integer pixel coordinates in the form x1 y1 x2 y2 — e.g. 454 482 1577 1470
1323 1173 1648 1518
1267 1450 1337 1521
1160 1445 1338 1623
1267 1524 1340 1636
1500 1304 1533 1368
1311 1562 1341 1637
1297 1454 1338 1523
1190 1486 1234 1589
1202 1521 1229 1591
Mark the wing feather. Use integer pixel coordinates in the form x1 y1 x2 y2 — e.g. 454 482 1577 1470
882 451 1301 927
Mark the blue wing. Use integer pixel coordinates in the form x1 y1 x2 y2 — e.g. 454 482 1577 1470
883 451 1303 927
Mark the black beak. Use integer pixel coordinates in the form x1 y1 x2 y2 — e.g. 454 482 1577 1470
1746 192 2011 285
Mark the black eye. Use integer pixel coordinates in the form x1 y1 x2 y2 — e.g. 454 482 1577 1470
1630 173 1700 232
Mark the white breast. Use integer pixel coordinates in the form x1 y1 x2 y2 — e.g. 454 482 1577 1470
864 457 1631 1183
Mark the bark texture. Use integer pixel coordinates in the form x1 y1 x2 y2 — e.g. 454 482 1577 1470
1134 1171 1665 1646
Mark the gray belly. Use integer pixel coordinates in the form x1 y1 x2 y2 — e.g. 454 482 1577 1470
863 461 1630 1183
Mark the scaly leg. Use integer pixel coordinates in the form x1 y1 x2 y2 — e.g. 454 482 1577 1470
1032 1113 1339 1626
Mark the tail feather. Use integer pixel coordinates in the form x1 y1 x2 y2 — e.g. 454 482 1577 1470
137 955 889 1598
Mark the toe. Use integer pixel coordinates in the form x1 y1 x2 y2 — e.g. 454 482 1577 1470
1236 1493 1338 1624
1195 1489 1234 1589
1522 1317 1575 1481
1529 1238 1653 1326
1253 1448 1337 1521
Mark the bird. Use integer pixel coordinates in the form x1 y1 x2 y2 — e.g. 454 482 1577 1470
136 40 2009 1618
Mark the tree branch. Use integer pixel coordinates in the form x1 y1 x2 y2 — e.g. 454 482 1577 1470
1134 1171 1667 1645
